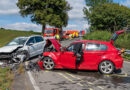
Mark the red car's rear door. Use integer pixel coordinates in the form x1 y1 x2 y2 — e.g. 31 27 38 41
83 43 107 66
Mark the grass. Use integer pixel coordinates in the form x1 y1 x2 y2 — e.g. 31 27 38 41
0 29 40 89
0 29 41 47
0 67 14 90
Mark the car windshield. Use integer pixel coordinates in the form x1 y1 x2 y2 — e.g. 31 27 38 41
7 37 28 46
44 30 54 34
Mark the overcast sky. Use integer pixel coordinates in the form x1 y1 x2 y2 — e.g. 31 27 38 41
0 0 130 32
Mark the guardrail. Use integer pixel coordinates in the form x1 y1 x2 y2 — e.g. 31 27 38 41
125 50 130 54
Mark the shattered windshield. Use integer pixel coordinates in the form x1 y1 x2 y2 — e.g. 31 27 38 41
44 30 54 34
7 37 28 46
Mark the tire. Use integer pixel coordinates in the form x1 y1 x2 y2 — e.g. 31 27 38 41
99 60 114 74
43 57 55 70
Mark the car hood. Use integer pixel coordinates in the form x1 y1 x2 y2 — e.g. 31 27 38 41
0 45 23 53
47 39 61 51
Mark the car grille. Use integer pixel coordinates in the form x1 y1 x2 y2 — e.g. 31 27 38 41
0 54 11 59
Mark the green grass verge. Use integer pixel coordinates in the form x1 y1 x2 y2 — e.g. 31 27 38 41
83 30 130 60
0 67 14 90
0 29 41 47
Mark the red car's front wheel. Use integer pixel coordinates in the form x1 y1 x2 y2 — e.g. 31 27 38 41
43 57 55 70
99 60 114 74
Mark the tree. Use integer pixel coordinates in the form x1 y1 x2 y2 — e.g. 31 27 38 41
17 0 71 33
85 0 113 9
84 3 130 32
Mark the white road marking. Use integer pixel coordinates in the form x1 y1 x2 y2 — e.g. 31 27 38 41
25 62 40 90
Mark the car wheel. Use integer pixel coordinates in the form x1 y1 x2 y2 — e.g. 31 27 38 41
43 57 54 70
99 60 114 74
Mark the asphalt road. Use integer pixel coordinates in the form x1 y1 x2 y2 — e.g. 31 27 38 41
25 38 130 90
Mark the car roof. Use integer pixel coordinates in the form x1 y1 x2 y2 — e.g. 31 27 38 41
73 40 111 45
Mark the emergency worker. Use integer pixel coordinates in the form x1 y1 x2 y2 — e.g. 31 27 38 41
76 32 78 37
73 32 75 38
69 34 72 40
56 34 60 41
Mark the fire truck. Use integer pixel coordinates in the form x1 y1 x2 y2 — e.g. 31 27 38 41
43 28 63 40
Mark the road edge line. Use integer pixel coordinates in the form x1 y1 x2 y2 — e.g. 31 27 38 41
25 62 40 90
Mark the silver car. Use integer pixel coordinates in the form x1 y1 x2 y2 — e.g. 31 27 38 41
0 35 46 63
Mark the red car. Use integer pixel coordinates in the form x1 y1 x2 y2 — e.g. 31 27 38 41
38 30 125 74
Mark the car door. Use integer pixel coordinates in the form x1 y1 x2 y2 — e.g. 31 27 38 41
35 36 45 55
60 44 77 69
26 37 37 57
83 43 107 66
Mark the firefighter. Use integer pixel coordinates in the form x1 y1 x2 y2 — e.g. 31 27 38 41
69 34 72 40
73 32 75 38
76 32 78 37
55 34 60 41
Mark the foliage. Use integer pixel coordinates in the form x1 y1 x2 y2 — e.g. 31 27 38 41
84 3 130 32
17 0 71 33
85 0 113 9
83 30 130 50
0 29 40 47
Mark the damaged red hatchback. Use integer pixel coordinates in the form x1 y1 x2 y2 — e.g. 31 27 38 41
38 30 125 74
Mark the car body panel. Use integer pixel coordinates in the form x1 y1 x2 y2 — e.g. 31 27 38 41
38 30 124 71
0 35 45 60
46 39 61 52
0 45 23 53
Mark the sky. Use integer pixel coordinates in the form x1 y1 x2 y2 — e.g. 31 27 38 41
0 0 130 32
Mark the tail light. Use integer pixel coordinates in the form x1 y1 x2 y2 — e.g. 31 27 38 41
118 48 125 55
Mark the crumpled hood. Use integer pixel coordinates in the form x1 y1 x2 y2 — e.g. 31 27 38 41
0 45 23 53
47 39 61 51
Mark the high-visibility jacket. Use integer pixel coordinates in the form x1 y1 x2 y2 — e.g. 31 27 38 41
56 34 60 40
73 32 75 37
76 32 78 37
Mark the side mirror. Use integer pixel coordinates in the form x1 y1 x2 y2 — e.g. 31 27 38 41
29 43 33 46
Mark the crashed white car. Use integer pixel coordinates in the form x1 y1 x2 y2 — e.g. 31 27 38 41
0 35 46 63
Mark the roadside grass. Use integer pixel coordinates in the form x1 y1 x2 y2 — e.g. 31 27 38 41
83 30 130 60
0 67 14 90
17 64 25 74
0 29 40 89
0 29 41 47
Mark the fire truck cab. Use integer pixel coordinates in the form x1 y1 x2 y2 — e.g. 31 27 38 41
43 28 62 39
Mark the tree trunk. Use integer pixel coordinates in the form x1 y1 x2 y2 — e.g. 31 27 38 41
42 25 46 34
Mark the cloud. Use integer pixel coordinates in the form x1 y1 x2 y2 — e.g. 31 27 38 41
0 0 89 32
2 23 42 32
0 0 19 15
65 0 89 30
120 0 130 7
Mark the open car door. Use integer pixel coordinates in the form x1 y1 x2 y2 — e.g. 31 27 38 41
110 30 125 44
60 44 77 69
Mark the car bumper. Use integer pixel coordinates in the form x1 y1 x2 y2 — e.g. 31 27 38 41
0 54 11 59
114 57 123 69
37 60 44 70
